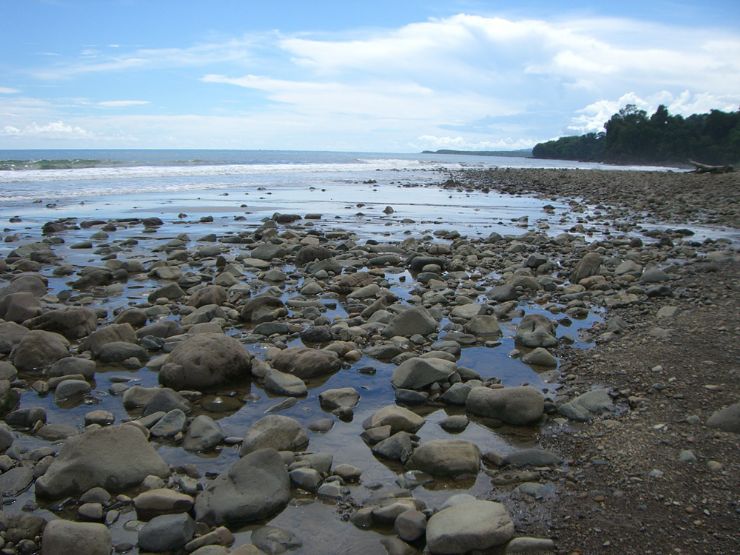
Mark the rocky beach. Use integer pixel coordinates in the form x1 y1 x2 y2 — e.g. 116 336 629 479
0 166 737 555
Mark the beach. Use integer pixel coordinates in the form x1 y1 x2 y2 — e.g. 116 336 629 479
0 159 738 554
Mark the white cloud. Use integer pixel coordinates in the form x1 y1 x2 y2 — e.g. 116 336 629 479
1 120 93 139
11 13 740 149
32 36 259 79
569 91 740 133
0 87 19 94
97 100 150 107
412 135 534 151
202 73 513 122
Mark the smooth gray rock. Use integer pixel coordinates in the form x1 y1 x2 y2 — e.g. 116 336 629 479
240 296 286 324
80 323 137 357
24 307 97 340
54 379 91 402
96 341 147 363
0 466 34 496
263 369 307 397
372 431 415 463
439 415 469 433
382 307 437 337
319 387 360 411
134 488 194 520
515 314 557 348
289 467 322 492
251 526 302 554
504 448 562 467
706 401 740 433
47 357 96 379
440 382 472 405
521 347 557 367
11 330 69 372
558 388 614 421
270 347 341 379
35 425 169 499
571 252 602 282
183 415 224 451
391 357 456 390
194 448 290 526
466 386 544 425
138 513 195 552
149 409 187 438
363 405 425 434
0 291 41 323
159 333 252 389
394 509 427 542
426 500 514 554
239 415 308 456
42 520 111 555
407 440 480 477
464 315 502 338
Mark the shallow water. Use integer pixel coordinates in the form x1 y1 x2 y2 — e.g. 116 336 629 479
0 159 709 553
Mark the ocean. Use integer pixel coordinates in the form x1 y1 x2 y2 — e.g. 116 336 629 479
0 149 678 207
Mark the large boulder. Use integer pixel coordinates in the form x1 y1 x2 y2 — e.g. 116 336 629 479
426 500 514 554
392 357 456 390
407 440 480 477
159 333 252 389
35 425 169 498
466 386 544 425
41 520 111 555
515 314 557 348
270 347 341 379
11 330 69 372
239 415 308 456
24 307 97 340
382 307 437 337
194 448 290 526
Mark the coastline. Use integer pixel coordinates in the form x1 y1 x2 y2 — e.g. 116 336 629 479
0 167 737 553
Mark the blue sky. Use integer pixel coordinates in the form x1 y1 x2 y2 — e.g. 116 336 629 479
1 0 738 150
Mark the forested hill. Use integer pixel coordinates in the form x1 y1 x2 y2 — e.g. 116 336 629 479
532 105 740 166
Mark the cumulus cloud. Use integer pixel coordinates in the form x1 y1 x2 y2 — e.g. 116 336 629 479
12 13 740 149
569 91 740 133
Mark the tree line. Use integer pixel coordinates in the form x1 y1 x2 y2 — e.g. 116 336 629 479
532 105 740 165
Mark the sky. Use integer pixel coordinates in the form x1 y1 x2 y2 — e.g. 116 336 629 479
0 0 739 151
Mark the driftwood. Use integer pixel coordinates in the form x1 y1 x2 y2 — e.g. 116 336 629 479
689 160 734 174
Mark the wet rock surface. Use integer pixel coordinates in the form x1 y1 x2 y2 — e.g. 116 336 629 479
0 168 737 553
